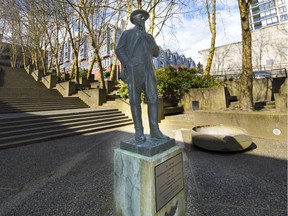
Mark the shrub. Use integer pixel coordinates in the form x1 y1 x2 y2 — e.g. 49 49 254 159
117 80 129 100
104 71 110 78
79 69 88 78
156 66 219 102
117 66 220 102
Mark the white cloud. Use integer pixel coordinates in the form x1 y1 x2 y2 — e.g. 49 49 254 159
156 3 242 63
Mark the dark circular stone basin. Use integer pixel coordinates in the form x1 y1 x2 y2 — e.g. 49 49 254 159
192 125 252 152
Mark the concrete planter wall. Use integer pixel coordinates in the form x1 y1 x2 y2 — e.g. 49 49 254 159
181 86 228 113
56 81 76 97
77 89 106 108
24 65 34 75
61 73 70 81
72 77 89 85
31 69 44 82
224 78 272 102
274 93 287 112
90 81 100 89
274 78 288 112
42 74 56 89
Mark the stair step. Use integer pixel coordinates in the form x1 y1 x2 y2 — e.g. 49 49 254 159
264 104 276 109
0 117 131 142
0 67 89 113
164 106 184 115
0 120 133 150
0 108 132 149
0 109 120 124
0 113 125 132
0 106 89 114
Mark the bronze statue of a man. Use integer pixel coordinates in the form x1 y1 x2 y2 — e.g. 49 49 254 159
116 9 169 143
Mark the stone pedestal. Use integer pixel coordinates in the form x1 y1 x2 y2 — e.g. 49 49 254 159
114 145 185 216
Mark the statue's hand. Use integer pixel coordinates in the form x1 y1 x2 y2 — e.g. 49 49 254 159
144 33 159 56
121 62 133 84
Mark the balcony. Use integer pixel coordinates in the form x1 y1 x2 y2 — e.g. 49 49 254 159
251 2 259 8
252 9 260 15
253 16 262 23
254 25 262 30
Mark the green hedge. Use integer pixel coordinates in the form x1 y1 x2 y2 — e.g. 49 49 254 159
118 66 220 102
156 66 219 102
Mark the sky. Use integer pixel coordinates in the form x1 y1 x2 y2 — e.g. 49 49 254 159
156 1 242 63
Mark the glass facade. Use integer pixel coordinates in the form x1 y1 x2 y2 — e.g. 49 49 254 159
250 0 288 30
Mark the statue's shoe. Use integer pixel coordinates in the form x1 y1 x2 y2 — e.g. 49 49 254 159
135 129 146 143
135 135 146 143
150 130 170 140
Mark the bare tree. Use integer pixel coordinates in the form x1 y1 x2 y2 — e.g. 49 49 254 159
66 0 121 88
2 0 20 67
252 29 270 72
19 0 47 70
58 0 83 84
109 6 123 81
237 0 253 111
42 0 68 77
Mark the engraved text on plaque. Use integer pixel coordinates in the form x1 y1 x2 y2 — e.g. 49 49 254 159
155 153 184 212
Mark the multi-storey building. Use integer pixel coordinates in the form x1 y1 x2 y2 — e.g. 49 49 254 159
56 26 122 80
199 1 288 78
153 48 195 69
250 0 288 30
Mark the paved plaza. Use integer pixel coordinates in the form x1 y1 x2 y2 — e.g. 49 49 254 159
0 117 287 216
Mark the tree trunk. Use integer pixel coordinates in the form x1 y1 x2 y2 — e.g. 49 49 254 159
238 0 254 111
10 43 17 67
109 55 118 81
204 0 216 76
204 31 216 76
87 55 96 80
72 53 80 84
21 46 27 68
95 53 106 89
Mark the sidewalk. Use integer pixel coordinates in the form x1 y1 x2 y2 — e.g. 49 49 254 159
0 121 287 215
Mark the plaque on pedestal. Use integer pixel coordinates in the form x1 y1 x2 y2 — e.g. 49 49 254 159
155 153 184 212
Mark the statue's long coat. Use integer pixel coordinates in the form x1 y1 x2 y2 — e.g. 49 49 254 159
116 27 160 105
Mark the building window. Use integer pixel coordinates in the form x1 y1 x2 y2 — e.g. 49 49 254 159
277 0 285 6
262 16 278 26
280 14 288 21
279 6 287 14
259 1 275 11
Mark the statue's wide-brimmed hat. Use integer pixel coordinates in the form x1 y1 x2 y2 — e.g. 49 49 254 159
130 9 149 24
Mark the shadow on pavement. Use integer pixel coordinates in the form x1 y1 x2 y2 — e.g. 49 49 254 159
0 128 286 216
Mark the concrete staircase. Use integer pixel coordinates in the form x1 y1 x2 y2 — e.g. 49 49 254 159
228 100 276 111
255 101 276 111
0 66 89 113
0 109 132 149
0 97 89 113
0 66 133 149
